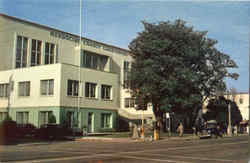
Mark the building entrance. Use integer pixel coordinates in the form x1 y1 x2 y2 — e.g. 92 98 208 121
88 112 94 133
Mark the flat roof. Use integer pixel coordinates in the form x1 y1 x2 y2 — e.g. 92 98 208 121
0 13 131 55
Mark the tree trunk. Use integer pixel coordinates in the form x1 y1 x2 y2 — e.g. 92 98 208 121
153 104 164 140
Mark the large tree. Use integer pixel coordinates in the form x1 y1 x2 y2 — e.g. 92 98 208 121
128 20 238 139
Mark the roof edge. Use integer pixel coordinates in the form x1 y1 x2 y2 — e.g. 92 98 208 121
0 13 131 55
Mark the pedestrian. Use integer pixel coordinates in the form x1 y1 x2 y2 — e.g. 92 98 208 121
177 122 184 137
233 125 238 136
129 122 133 137
132 124 139 139
216 124 222 138
192 126 197 136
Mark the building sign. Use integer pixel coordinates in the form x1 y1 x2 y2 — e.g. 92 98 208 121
50 31 127 55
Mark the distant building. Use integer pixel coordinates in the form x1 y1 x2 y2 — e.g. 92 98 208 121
223 92 249 121
0 13 153 132
202 92 249 133
225 92 249 133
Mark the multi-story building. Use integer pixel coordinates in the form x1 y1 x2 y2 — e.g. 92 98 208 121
0 13 153 132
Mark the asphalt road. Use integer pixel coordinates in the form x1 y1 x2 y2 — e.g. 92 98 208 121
0 136 248 163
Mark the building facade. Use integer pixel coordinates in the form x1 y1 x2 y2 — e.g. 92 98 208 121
226 92 249 121
0 13 153 132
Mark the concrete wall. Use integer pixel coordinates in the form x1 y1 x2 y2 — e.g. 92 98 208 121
0 16 15 70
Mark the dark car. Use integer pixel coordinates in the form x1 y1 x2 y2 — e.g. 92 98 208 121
200 120 221 139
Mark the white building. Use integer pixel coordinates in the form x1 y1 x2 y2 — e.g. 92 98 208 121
0 13 153 132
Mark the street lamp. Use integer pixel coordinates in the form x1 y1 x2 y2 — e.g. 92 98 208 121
7 74 14 118
141 109 145 139
74 0 83 136
227 90 232 136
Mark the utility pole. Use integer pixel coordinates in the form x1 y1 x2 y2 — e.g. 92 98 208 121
227 90 232 136
74 0 82 136
141 110 145 139
7 74 13 118
168 113 171 136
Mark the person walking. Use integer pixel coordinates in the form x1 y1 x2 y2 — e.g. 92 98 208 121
177 122 184 137
233 125 238 136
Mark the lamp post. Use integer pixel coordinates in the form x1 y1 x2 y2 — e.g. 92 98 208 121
141 110 145 139
76 0 82 135
7 74 13 118
227 90 232 136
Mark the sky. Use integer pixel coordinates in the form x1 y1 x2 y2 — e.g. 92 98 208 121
0 0 249 92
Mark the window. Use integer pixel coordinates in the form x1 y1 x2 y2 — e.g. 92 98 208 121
45 42 55 64
41 79 54 95
125 98 135 108
101 113 112 128
123 61 131 89
101 85 112 100
16 112 29 125
18 81 30 96
39 111 53 127
0 83 9 98
67 80 79 96
85 82 97 98
239 98 243 104
0 112 8 122
124 61 129 70
99 55 108 71
16 36 28 68
81 51 108 71
31 39 42 66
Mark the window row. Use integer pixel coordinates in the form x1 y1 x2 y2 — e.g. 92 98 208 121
0 84 9 98
16 35 58 68
124 98 135 108
0 80 53 98
0 111 112 129
67 80 113 100
0 79 113 100
81 50 108 71
123 61 131 89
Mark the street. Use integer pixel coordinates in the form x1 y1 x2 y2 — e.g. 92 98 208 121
0 136 248 163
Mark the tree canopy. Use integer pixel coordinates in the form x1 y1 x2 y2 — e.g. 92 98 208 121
128 20 238 126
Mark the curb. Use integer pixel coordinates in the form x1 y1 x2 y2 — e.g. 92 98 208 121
75 137 140 142
17 142 51 146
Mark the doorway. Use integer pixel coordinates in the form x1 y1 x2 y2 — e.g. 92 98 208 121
88 112 94 133
67 112 74 128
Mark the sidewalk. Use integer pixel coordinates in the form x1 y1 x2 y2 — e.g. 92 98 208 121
74 133 198 143
75 133 248 143
1 133 247 146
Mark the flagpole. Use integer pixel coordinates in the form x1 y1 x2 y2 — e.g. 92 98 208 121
77 0 82 130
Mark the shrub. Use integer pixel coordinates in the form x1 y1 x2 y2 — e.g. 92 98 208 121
48 114 56 124
17 123 36 137
0 120 18 143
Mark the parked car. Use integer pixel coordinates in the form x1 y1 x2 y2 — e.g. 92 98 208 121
200 120 221 139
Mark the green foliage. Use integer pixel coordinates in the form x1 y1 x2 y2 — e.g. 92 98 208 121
205 96 242 125
48 114 56 124
129 19 238 121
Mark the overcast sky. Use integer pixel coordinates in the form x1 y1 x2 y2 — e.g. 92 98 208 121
0 0 249 92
